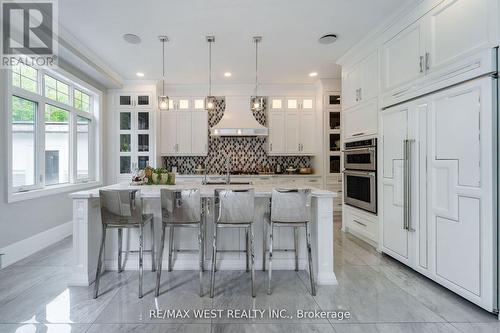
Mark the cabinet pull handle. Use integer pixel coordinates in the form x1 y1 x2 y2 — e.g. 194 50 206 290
359 88 362 101
419 56 424 73
270 143 273 151
425 52 430 71
352 132 365 137
353 219 367 227
355 89 359 102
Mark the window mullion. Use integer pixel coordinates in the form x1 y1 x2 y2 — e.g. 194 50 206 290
38 100 46 188
70 111 76 184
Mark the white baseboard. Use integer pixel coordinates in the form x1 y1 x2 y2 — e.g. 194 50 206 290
0 221 72 269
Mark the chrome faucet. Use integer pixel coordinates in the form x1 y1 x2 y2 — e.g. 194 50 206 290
225 155 231 184
202 167 208 185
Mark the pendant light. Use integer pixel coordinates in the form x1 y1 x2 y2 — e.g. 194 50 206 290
158 35 169 110
251 36 266 112
204 36 216 111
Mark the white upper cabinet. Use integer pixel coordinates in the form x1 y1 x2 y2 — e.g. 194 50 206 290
381 20 425 93
160 99 208 156
116 93 152 109
380 0 495 106
424 0 490 76
191 111 209 155
267 97 316 156
342 50 379 110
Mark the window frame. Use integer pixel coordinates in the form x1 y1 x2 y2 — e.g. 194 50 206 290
6 64 102 202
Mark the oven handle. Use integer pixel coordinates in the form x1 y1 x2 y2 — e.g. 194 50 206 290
343 170 376 177
342 147 376 153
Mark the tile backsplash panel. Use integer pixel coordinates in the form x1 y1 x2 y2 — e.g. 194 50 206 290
162 98 311 174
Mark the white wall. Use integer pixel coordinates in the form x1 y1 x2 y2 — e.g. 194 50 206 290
0 63 107 251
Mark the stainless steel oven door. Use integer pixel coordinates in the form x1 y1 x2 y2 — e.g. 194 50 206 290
344 147 376 171
343 170 377 214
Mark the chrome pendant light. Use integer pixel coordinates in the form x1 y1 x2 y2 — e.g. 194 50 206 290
204 36 216 111
251 36 266 112
158 35 169 110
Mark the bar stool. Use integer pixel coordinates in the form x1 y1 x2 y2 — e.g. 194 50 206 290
94 189 155 299
266 188 315 296
210 188 256 298
156 189 205 297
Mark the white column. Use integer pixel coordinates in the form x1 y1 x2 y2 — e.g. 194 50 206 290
312 196 338 285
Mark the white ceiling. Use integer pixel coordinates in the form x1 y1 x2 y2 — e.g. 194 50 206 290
58 0 410 85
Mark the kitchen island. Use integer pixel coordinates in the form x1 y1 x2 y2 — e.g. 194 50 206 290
68 182 337 287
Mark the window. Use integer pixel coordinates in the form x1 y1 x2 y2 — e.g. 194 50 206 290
74 89 91 112
12 63 38 93
45 105 70 185
44 74 70 105
8 65 99 200
11 96 37 187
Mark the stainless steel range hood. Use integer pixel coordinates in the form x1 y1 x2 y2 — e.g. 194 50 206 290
210 96 268 136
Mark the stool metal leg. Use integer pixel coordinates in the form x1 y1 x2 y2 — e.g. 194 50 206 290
262 220 267 271
305 222 316 296
117 228 123 273
210 226 218 298
267 221 274 295
294 227 299 272
151 220 156 272
201 213 206 272
250 224 255 297
168 226 174 271
155 223 167 297
198 222 203 297
93 225 106 299
245 227 249 272
139 224 144 298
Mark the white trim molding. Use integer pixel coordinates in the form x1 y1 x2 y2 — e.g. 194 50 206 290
0 221 72 268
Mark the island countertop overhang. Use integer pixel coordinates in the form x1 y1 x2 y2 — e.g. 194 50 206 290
69 183 338 199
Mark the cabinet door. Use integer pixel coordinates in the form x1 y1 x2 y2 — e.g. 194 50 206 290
135 94 151 108
160 112 177 155
116 93 134 109
381 105 410 264
285 112 300 154
191 111 208 155
361 51 379 101
381 20 425 92
424 0 490 77
427 78 493 309
342 99 378 139
268 111 286 154
342 66 361 109
299 112 315 154
176 112 192 154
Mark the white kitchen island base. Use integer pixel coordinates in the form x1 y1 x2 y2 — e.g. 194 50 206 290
68 183 337 287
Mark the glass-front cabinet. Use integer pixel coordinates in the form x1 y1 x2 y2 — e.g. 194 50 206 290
116 91 155 181
324 91 343 212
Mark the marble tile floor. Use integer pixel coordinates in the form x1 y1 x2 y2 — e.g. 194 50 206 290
0 217 498 333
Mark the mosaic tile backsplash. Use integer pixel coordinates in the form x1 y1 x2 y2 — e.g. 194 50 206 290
162 98 312 174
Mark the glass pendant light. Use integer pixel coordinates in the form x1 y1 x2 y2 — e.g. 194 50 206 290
251 36 266 112
204 36 216 111
158 36 169 110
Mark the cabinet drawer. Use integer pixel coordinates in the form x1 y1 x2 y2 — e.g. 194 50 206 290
327 174 343 185
345 212 377 242
343 99 378 139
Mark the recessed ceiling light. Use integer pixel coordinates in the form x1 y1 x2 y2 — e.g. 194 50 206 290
224 72 232 77
318 34 337 44
136 72 144 77
309 72 318 77
123 33 141 44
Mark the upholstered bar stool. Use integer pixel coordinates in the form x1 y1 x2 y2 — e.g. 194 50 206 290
266 188 315 296
156 189 205 297
94 189 155 299
210 189 256 298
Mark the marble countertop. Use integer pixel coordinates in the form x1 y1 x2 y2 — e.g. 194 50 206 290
175 174 321 178
69 182 337 199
